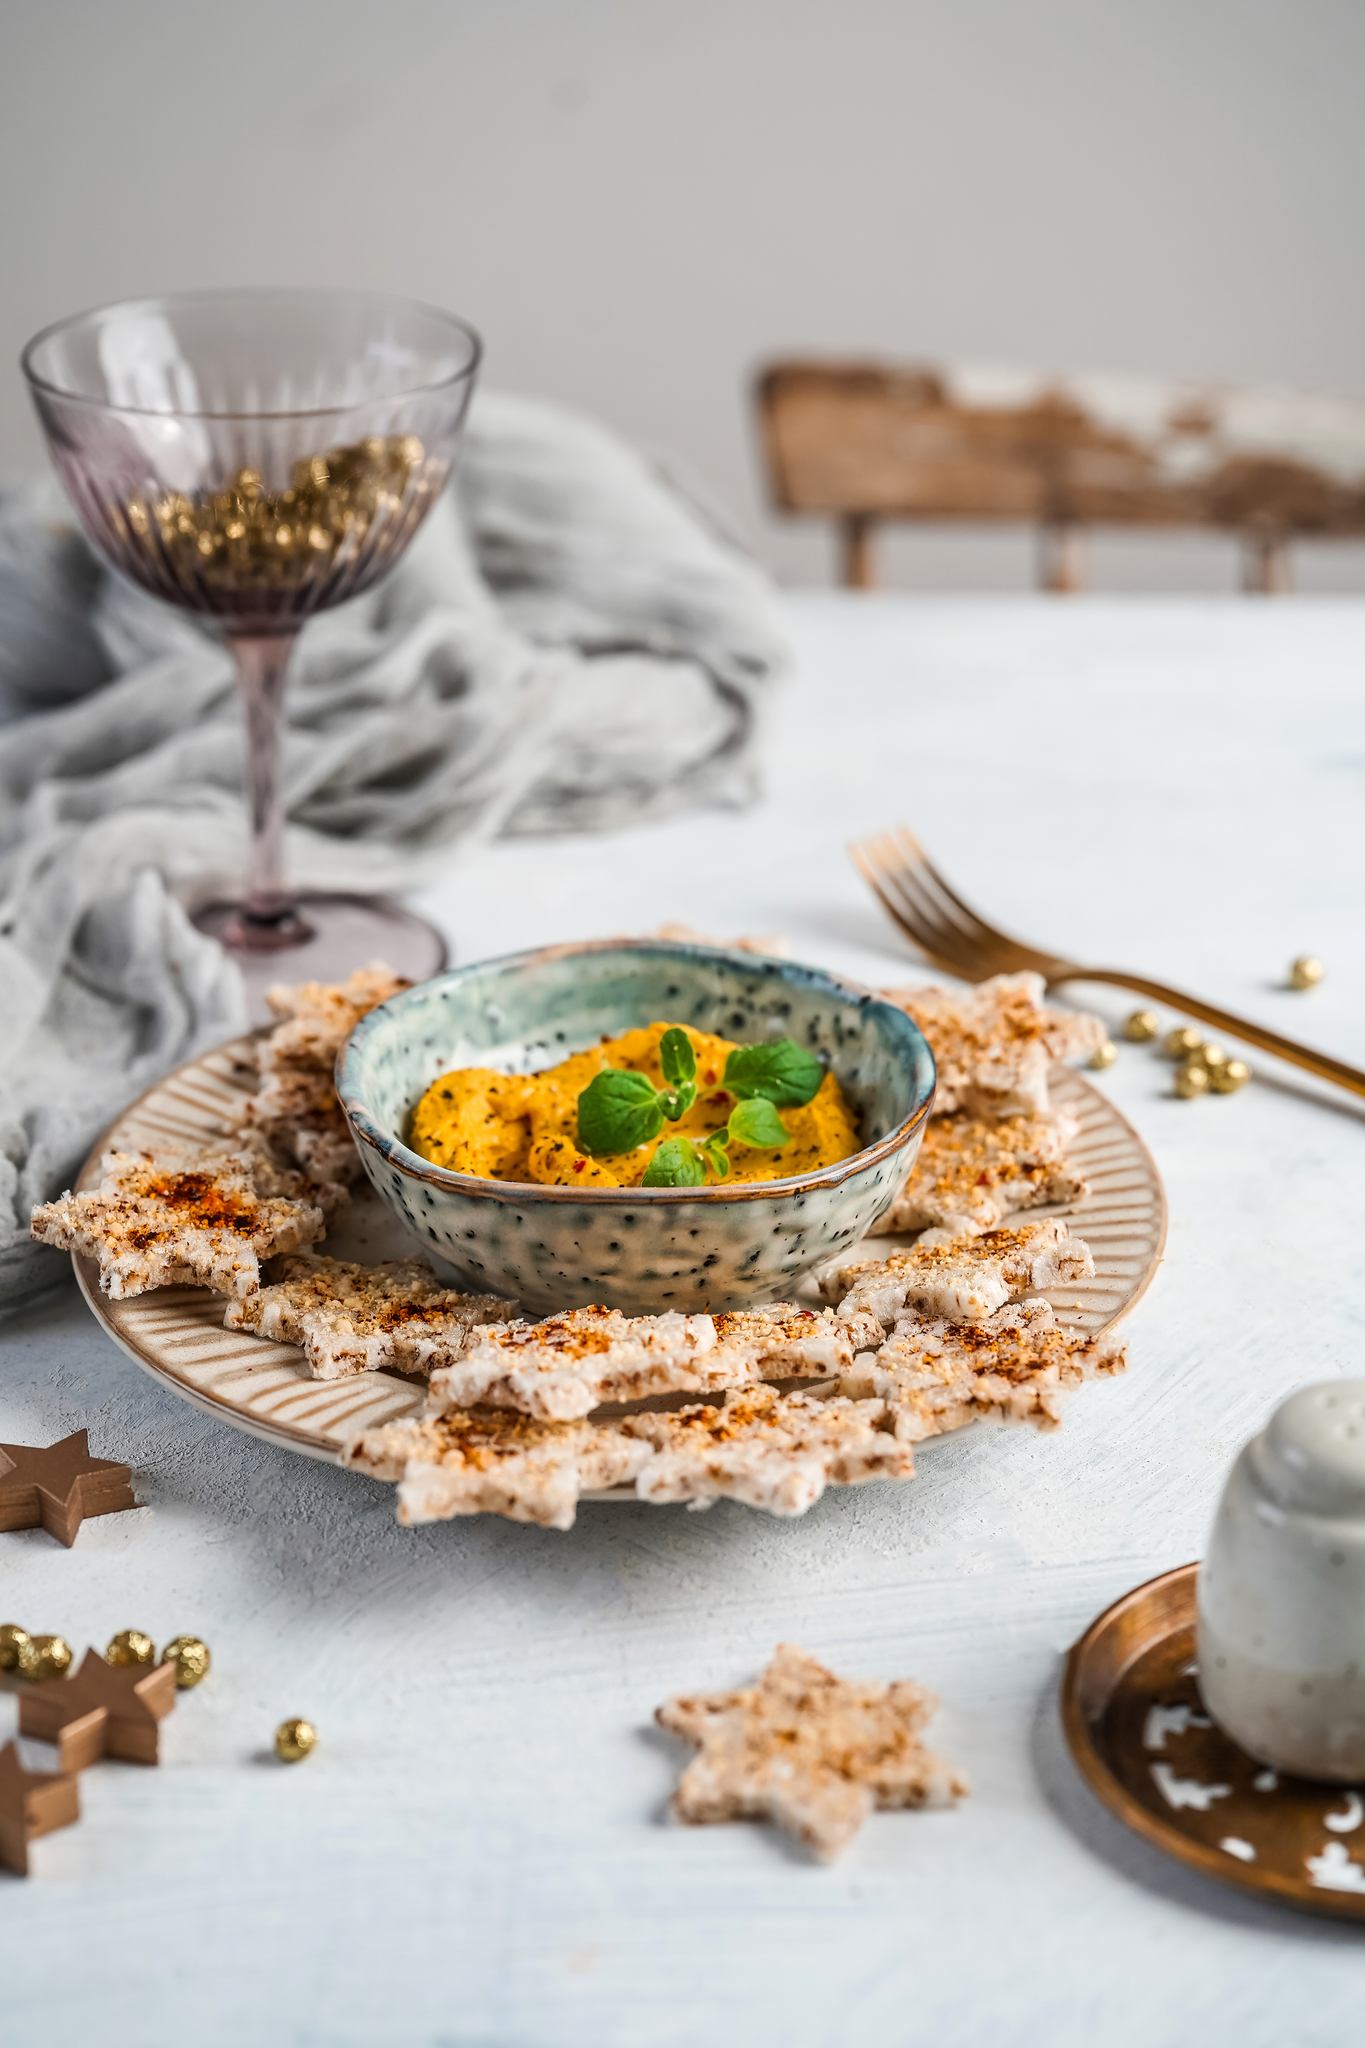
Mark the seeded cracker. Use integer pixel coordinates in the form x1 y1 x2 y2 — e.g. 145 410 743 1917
30 1150 324 1300
620 1385 914 1516
656 1642 968 1861
840 1298 1127 1441
886 971 1105 1118
427 1303 885 1423
871 1109 1088 1237
345 1409 650 1530
240 963 410 1185
225 1254 518 1379
823 1217 1094 1327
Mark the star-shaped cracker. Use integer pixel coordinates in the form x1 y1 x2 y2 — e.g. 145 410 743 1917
621 1386 914 1516
0 1430 137 1547
19 1647 178 1770
871 1109 1088 1238
839 1298 1128 1441
345 1407 651 1530
823 1217 1094 1328
428 1304 884 1423
0 1740 80 1876
30 1149 325 1300
656 1643 967 1861
225 1254 517 1379
240 964 410 1186
887 971 1105 1118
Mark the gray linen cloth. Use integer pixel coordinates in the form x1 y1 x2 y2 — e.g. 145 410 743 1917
0 393 786 1306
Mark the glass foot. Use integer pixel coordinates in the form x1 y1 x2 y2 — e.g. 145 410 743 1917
193 892 450 1025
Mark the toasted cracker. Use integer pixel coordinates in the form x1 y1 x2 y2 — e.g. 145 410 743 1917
344 1408 650 1530
871 1109 1087 1237
239 962 409 1186
427 1304 883 1423
224 1254 518 1379
840 1298 1127 1441
30 1149 324 1300
620 1385 914 1516
886 972 1105 1118
264 963 412 1031
657 1642 968 1860
824 1217 1095 1327
230 1129 350 1220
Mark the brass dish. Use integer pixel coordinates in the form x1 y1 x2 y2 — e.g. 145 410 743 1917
1063 1564 1365 1920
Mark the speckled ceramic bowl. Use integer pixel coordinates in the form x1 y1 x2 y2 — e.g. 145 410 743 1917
337 939 935 1316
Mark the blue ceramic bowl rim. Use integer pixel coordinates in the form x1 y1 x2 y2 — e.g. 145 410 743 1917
337 937 936 1207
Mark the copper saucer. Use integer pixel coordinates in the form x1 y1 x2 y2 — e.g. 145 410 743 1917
1062 1563 1365 1920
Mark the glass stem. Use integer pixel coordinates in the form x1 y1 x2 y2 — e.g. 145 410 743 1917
228 630 297 928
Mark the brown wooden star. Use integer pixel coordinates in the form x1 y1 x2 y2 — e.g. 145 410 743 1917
19 1648 178 1770
0 1430 136 1546
0 1739 80 1876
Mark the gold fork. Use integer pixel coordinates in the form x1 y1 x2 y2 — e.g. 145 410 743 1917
851 825 1365 1100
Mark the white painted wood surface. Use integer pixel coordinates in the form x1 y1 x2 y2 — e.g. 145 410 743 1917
4 594 1363 2045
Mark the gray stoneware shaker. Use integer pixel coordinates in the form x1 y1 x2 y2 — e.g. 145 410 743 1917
1198 1380 1365 1781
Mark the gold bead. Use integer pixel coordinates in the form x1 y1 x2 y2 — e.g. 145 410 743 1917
19 1633 72 1682
274 1717 317 1764
1164 1025 1204 1059
106 1629 156 1668
0 1623 30 1673
1123 1009 1158 1042
1088 1040 1118 1070
1289 955 1324 990
1209 1057 1251 1094
1174 1059 1210 1099
1200 1043 1229 1072
161 1636 212 1689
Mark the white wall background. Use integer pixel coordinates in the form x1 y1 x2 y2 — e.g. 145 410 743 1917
3 0 1364 590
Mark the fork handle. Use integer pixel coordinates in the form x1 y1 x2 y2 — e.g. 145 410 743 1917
1050 969 1365 1098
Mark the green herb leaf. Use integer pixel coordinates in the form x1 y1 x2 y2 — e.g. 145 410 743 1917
658 1081 698 1123
642 1136 708 1187
703 1132 733 1179
722 1038 824 1107
659 1028 697 1090
577 1069 664 1155
727 1096 792 1149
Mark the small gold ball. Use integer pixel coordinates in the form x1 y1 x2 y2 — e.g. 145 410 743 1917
1289 955 1324 990
274 1717 317 1764
1174 1059 1210 1099
19 1634 73 1682
0 1623 30 1673
161 1636 212 1689
1164 1025 1204 1059
1200 1043 1229 1072
1088 1040 1118 1070
1123 1010 1159 1042
106 1629 156 1669
1210 1057 1251 1094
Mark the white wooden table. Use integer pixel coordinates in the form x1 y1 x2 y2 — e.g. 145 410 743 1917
4 595 1364 2045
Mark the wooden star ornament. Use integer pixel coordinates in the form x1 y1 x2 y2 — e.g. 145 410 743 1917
19 1648 178 1770
0 1430 137 1546
656 1642 969 1861
0 1740 80 1876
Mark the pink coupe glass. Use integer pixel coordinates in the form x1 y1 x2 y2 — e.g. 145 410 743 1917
23 287 481 998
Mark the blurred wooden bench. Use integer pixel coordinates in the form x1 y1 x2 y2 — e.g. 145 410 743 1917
756 360 1365 592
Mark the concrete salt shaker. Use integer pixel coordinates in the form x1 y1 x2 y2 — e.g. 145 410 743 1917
1198 1380 1365 1781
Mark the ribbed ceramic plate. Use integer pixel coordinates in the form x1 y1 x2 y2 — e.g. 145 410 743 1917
1063 1565 1365 1920
71 1037 1167 1474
